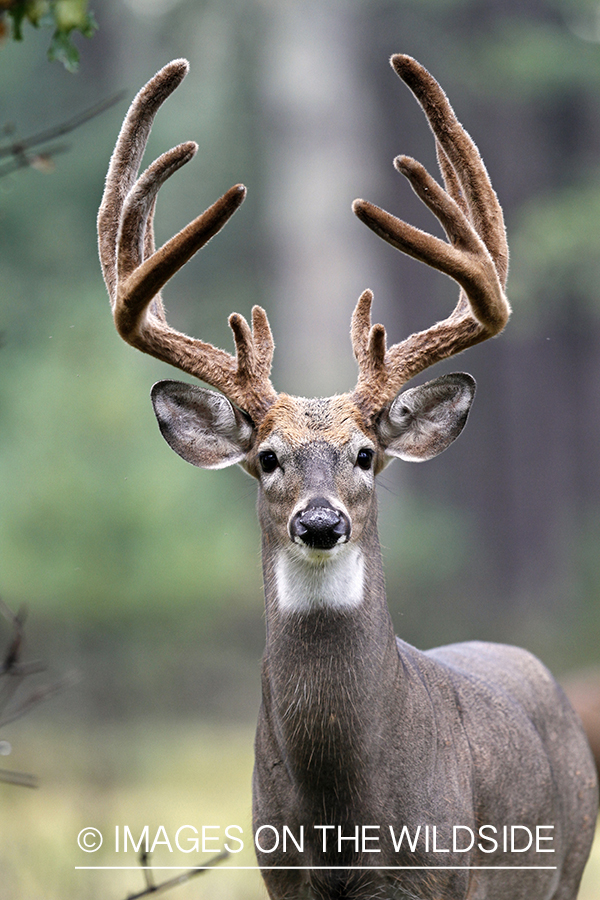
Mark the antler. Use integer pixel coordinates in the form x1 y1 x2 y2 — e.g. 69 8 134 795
97 59 277 423
351 54 510 419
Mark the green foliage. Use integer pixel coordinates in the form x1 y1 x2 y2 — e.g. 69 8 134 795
1 0 97 72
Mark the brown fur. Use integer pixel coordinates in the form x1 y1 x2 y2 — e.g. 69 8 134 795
256 394 372 446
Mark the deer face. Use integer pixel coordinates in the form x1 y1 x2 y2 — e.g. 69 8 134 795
247 394 378 554
151 372 475 570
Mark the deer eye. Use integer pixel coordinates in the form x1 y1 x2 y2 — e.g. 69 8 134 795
259 451 279 474
356 448 374 471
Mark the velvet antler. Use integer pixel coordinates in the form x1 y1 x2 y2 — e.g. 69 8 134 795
351 54 510 419
97 59 277 422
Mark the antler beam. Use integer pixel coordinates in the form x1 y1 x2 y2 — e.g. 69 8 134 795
97 59 277 422
351 54 510 419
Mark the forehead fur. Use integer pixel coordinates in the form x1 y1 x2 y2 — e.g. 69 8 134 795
257 393 370 445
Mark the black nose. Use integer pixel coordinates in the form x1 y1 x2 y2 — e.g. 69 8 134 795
290 497 351 550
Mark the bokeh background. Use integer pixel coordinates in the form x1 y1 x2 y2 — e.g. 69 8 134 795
1 0 600 897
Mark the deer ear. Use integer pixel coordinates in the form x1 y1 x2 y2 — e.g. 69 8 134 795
151 381 254 469
377 373 476 462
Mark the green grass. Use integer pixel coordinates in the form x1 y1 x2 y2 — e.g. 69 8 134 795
0 717 599 899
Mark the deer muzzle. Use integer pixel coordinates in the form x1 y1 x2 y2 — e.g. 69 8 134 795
289 497 351 550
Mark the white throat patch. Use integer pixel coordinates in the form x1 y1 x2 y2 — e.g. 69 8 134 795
274 545 365 614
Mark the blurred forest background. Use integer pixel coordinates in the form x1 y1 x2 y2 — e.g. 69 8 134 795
2 0 600 897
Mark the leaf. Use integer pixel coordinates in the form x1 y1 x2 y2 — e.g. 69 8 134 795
7 6 27 41
47 28 81 73
4 0 97 72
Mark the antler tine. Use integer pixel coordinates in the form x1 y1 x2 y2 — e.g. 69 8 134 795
97 60 277 423
351 54 510 420
98 59 188 302
394 54 508 285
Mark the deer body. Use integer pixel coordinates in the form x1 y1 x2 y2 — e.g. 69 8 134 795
98 55 598 899
241 394 595 900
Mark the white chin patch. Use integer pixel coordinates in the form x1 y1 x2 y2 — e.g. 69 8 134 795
274 544 365 614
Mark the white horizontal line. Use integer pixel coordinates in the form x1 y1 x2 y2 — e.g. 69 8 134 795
75 865 558 871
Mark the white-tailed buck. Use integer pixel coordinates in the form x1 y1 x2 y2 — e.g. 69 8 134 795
98 56 598 900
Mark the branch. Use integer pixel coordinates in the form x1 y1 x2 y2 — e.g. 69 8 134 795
0 90 126 179
0 598 72 787
125 849 230 900
0 767 38 788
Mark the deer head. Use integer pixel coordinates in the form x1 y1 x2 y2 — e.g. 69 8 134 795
98 55 509 589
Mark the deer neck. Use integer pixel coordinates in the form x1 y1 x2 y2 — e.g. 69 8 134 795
258 502 399 798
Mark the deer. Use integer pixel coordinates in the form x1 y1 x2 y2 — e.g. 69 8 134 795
98 55 598 900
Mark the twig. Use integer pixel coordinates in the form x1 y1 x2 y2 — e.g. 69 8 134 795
126 849 230 899
140 851 154 892
0 90 126 178
0 143 70 179
0 674 72 729
0 598 71 786
0 767 38 788
0 90 126 158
